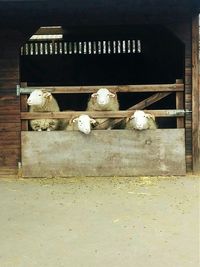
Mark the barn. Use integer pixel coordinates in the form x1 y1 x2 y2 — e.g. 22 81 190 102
0 0 199 177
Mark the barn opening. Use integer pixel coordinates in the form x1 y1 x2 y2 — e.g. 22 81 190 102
20 24 185 129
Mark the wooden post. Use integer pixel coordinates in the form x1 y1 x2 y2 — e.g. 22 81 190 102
192 15 200 173
20 82 28 131
176 79 184 128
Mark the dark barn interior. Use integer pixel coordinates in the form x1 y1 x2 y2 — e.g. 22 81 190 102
21 25 185 86
20 24 185 127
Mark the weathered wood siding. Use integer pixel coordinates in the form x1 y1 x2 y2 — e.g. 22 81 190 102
21 130 186 177
165 21 193 170
192 15 200 172
0 29 25 176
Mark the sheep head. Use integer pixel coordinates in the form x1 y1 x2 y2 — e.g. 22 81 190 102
91 88 115 106
27 89 52 107
129 110 150 130
73 115 96 134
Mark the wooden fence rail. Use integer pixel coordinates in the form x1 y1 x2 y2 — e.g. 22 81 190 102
20 81 185 130
18 83 184 95
21 109 186 120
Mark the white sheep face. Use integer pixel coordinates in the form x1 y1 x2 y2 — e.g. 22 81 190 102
92 88 115 106
73 115 96 134
130 110 149 130
27 90 51 106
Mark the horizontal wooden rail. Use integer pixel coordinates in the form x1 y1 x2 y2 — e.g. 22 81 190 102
19 83 184 94
21 109 186 120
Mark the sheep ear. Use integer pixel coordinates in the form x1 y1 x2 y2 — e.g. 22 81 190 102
43 92 52 99
72 117 78 123
146 113 155 120
125 115 133 122
90 118 96 124
68 117 74 124
91 93 98 98
109 92 115 97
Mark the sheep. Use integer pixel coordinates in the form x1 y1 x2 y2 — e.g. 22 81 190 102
87 88 119 111
86 88 119 129
65 114 96 134
125 110 157 130
27 89 63 131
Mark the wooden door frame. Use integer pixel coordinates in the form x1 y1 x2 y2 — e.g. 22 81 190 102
192 15 200 173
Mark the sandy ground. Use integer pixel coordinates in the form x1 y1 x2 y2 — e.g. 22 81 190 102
0 175 199 267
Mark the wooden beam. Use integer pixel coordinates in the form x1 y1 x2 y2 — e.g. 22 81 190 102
21 109 185 120
192 15 200 173
33 26 64 36
176 79 184 128
176 92 184 128
19 83 184 94
20 82 28 131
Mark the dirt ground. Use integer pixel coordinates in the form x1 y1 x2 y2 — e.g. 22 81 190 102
0 175 199 267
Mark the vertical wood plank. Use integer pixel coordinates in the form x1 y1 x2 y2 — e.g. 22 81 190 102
176 79 184 128
165 22 192 171
192 15 200 173
20 82 28 131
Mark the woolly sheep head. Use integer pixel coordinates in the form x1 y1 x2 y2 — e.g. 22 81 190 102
27 89 52 106
91 88 115 106
73 115 96 134
130 110 150 130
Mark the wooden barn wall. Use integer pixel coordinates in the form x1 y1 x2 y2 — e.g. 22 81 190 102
165 21 193 171
0 29 25 176
0 13 197 176
192 15 200 172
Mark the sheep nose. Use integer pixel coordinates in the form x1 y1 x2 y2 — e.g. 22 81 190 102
99 100 106 105
84 129 90 134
